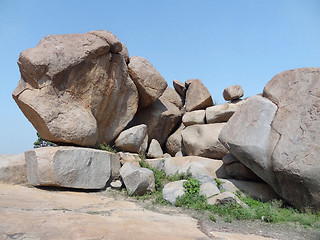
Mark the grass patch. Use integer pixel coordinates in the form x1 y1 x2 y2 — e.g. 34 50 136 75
97 143 117 153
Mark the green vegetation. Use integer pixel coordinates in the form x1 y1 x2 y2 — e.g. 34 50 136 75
34 132 57 148
135 160 320 229
97 143 117 153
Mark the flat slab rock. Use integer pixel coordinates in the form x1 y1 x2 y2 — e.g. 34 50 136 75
25 146 120 189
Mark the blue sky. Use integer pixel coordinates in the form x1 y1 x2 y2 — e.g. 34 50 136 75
1 0 320 154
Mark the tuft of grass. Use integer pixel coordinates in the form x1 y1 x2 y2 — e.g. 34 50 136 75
98 143 117 153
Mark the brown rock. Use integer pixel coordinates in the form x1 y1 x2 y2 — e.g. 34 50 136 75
223 85 244 101
173 79 186 98
120 42 129 63
165 123 185 156
206 100 244 124
185 79 213 111
13 33 138 147
128 56 167 109
160 86 184 109
88 30 122 53
0 153 27 184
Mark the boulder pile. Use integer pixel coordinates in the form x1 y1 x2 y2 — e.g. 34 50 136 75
2 30 319 210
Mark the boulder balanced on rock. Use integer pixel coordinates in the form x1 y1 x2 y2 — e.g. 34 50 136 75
13 31 138 147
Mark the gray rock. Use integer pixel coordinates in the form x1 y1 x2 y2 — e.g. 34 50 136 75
219 95 279 185
207 191 248 208
147 139 163 158
128 56 167 109
25 147 119 189
200 182 220 198
0 153 27 184
182 123 228 159
162 180 186 204
173 80 186 98
119 162 155 196
13 32 138 147
222 153 239 165
195 174 217 185
182 110 206 126
220 179 279 202
115 124 148 154
206 100 244 124
185 79 213 111
225 162 261 181
223 85 244 101
175 151 183 157
165 123 185 157
117 152 141 167
164 156 228 178
145 158 165 171
163 153 172 158
88 30 122 53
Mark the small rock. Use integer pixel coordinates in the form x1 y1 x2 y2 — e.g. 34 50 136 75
200 182 220 198
110 180 122 190
206 100 244 124
163 153 172 158
182 110 206 126
115 124 148 154
160 86 184 109
147 139 163 159
207 191 248 208
175 151 183 157
166 124 185 157
162 180 186 204
145 158 165 171
117 152 141 167
223 85 244 101
119 162 155 196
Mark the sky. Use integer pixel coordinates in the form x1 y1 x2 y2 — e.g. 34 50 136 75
1 0 320 154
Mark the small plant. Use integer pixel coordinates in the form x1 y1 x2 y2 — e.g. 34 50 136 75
98 143 117 153
214 178 223 190
34 132 57 148
183 178 200 195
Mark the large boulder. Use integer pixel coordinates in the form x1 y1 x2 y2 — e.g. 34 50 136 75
25 147 120 189
223 85 244 101
163 156 228 178
128 98 182 146
115 124 148 154
128 56 167 109
181 123 228 159
0 153 27 184
13 32 138 147
147 139 163 158
185 79 213 111
119 162 155 196
220 68 320 210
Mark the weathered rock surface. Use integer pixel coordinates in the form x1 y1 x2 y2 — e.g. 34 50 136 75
220 68 320 210
162 180 186 205
185 79 213 111
173 79 186 98
129 98 182 146
164 156 228 178
147 139 163 158
222 153 239 165
117 152 141 167
120 42 129 63
200 182 220 198
0 183 210 240
219 95 279 185
119 162 155 195
115 124 148 154
223 85 244 101
206 100 244 124
182 110 206 126
221 179 279 202
207 191 247 208
128 56 167 109
13 32 138 147
0 153 27 184
160 86 184 109
182 123 228 159
25 147 120 189
165 123 185 156
88 30 122 53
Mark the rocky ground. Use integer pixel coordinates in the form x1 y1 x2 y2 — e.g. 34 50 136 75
1 184 319 240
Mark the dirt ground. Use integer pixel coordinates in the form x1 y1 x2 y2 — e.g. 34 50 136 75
1 184 319 240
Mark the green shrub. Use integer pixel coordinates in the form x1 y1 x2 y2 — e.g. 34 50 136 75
34 132 57 148
98 143 117 153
